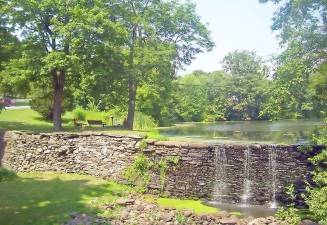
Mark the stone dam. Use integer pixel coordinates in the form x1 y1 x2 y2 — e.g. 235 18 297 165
0 131 323 207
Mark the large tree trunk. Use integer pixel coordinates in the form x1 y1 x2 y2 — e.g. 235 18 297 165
126 80 137 130
52 69 65 131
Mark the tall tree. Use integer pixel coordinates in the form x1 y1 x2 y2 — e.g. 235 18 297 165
114 0 214 130
259 0 327 119
221 51 269 120
222 50 268 77
259 0 327 65
4 0 125 130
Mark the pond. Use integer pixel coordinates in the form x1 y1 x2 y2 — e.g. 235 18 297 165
158 119 325 144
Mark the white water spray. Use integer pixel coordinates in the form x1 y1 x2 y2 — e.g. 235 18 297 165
212 146 228 202
241 146 251 205
268 145 278 208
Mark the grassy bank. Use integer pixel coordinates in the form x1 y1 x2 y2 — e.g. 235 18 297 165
0 172 218 225
0 109 167 140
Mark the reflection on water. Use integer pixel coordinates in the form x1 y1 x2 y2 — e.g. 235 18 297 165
205 201 277 218
158 119 325 144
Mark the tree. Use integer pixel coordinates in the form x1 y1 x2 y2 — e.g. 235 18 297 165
259 0 327 119
260 56 313 120
259 0 327 65
173 71 209 122
221 51 269 120
115 0 214 130
309 63 327 116
222 50 268 77
0 0 21 97
4 0 125 130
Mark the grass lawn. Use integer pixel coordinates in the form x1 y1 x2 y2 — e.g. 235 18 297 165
0 172 130 225
0 109 73 132
0 109 167 140
156 198 218 214
0 172 220 225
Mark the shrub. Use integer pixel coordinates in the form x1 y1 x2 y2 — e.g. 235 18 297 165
106 108 126 125
306 119 327 224
72 107 87 121
175 210 188 225
134 111 158 130
275 207 301 225
123 154 152 193
30 88 72 120
0 167 16 182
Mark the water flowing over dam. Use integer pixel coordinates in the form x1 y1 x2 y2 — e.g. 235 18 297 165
211 145 283 207
2 132 323 209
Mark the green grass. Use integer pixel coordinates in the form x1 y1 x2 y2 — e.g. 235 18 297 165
0 109 167 140
156 197 218 214
0 172 130 225
0 109 74 132
0 172 224 225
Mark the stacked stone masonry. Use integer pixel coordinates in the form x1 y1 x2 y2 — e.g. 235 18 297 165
0 131 322 206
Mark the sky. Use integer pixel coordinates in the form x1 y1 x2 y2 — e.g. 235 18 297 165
180 0 282 75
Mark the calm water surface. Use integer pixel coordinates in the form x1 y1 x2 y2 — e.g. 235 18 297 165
158 119 325 144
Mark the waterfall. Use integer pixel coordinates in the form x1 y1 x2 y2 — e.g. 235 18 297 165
268 145 278 208
212 146 228 202
241 146 251 205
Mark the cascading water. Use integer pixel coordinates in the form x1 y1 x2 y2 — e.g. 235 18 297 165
241 146 251 205
268 145 278 208
212 146 228 202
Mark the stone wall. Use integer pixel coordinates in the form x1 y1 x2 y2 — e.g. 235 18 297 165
0 131 322 206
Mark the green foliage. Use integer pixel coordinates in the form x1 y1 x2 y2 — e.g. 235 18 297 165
260 57 313 120
166 156 181 166
275 184 301 225
306 119 327 224
30 88 73 120
275 207 301 225
86 99 101 112
123 154 181 194
222 50 268 76
133 112 158 131
259 0 327 120
0 168 16 182
2 0 127 130
157 160 169 192
123 154 152 193
259 0 327 65
146 130 168 141
156 156 180 192
309 63 327 116
72 108 87 121
173 58 269 122
138 140 148 151
175 211 188 225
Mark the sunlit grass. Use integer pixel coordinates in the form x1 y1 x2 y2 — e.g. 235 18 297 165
145 196 219 214
0 109 168 140
0 172 130 225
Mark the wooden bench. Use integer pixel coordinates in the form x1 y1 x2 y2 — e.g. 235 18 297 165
87 120 106 127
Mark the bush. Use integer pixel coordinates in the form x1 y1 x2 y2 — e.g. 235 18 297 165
306 119 327 224
106 108 126 125
275 207 301 225
123 154 152 193
134 111 158 130
30 88 72 120
0 167 16 182
72 107 87 121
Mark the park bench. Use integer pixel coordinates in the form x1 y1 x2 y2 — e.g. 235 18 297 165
87 120 106 127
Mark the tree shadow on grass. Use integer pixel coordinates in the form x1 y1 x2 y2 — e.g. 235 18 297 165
0 121 54 133
0 175 127 225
